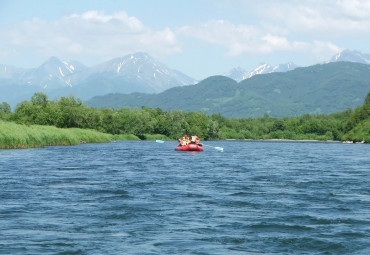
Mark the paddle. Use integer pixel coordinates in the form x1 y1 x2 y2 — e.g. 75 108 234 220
155 140 165 143
201 144 224 152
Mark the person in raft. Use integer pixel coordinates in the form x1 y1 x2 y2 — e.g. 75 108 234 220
178 137 185 146
178 134 188 146
178 134 201 146
195 136 201 145
189 135 201 145
185 135 190 145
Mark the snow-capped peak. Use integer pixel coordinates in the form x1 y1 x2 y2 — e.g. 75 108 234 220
330 49 370 65
89 52 197 91
16 56 87 88
225 62 298 82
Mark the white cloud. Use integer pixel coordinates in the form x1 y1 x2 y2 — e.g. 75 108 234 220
180 19 311 56
178 0 370 63
256 0 370 37
339 0 370 19
70 11 145 32
310 41 343 62
1 11 180 64
261 34 291 53
2 1 370 70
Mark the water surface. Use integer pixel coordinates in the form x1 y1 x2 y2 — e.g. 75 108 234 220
1 141 369 254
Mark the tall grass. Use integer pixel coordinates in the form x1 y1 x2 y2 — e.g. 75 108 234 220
0 121 139 149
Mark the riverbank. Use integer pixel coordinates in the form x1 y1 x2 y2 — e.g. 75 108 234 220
1 121 367 149
0 121 140 149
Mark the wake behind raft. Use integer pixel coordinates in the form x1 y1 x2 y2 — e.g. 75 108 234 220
175 143 204 152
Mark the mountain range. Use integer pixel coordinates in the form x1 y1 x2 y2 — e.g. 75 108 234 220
1 49 370 115
329 49 370 64
0 52 196 108
223 49 370 82
224 62 299 82
86 61 370 118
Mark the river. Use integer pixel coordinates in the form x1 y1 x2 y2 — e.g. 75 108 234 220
0 140 369 254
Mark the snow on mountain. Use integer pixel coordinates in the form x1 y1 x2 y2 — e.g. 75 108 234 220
87 52 197 92
4 49 370 108
18 56 87 89
272 62 299 72
226 49 370 82
0 52 196 97
329 49 370 64
0 53 198 108
225 62 298 82
243 63 274 79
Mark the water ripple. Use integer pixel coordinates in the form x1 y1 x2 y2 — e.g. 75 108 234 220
1 141 369 254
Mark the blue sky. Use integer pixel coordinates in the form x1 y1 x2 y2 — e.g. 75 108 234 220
1 0 370 80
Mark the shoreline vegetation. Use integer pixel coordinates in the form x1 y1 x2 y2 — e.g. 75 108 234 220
0 121 140 149
0 91 369 149
0 121 171 149
0 120 368 149
0 121 112 149
0 121 365 150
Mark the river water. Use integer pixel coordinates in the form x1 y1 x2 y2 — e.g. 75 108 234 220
0 141 369 254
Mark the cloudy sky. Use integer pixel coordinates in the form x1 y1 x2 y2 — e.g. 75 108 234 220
1 0 370 79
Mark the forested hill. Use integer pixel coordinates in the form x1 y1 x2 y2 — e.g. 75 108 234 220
86 62 370 118
342 91 370 142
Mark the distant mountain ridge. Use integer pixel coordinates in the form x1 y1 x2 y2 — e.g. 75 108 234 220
86 62 370 118
2 49 370 111
18 56 88 89
224 49 370 82
0 52 197 107
330 49 370 64
85 52 196 92
225 62 298 82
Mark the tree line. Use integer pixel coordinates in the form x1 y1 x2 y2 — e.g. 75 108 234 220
1 91 369 142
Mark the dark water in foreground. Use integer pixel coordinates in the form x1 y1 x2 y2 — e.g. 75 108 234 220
0 141 369 254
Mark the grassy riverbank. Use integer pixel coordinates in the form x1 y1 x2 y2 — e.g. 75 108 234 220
0 121 141 149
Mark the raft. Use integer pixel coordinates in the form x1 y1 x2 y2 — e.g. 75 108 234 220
175 143 204 152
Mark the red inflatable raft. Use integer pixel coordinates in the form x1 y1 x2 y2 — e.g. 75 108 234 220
175 143 204 152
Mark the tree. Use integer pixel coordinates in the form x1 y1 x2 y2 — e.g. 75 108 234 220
31 92 48 107
13 101 35 124
57 96 83 128
270 119 285 132
0 102 11 114
164 111 187 139
206 120 220 139
0 102 11 120
365 91 370 105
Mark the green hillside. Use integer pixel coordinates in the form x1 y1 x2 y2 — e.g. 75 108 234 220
86 62 370 118
342 91 370 142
